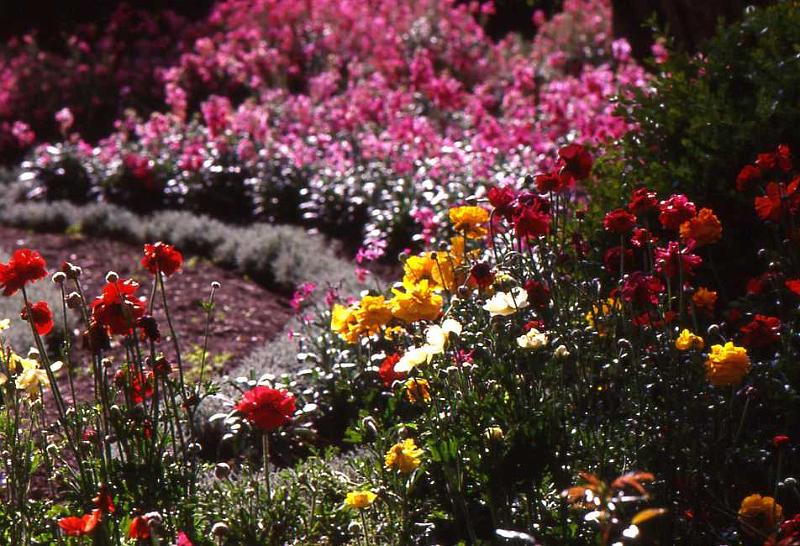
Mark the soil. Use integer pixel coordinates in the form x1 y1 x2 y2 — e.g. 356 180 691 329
0 225 293 394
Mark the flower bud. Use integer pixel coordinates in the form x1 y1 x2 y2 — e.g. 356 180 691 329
105 271 119 283
211 522 229 537
66 292 82 309
52 271 66 285
214 463 231 480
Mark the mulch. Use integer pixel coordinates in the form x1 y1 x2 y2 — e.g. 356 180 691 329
0 225 293 385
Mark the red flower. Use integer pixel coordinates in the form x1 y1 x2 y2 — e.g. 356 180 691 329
654 241 702 278
740 314 781 347
603 246 634 277
658 194 696 230
379 353 404 387
603 209 637 235
142 242 183 277
93 486 116 514
0 248 47 296
535 171 571 193
235 386 296 431
128 515 151 540
513 198 551 239
115 367 155 404
630 227 657 248
621 272 664 306
58 510 101 536
786 279 800 296
772 435 791 449
487 186 516 219
468 262 495 289
628 188 659 215
20 300 54 335
557 143 593 180
736 164 762 192
91 279 146 336
524 279 551 308
755 180 800 222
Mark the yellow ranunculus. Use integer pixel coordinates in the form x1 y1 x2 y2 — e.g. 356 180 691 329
705 342 750 387
390 279 443 323
675 329 704 351
354 295 392 335
345 490 377 509
384 438 423 473
449 206 489 239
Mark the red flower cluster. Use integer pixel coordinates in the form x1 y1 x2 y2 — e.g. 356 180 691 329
628 187 659 215
20 300 54 335
658 194 696 231
91 279 146 336
737 145 800 224
603 208 637 235
739 314 781 348
0 248 47 296
621 272 664 307
142 242 183 277
235 386 296 431
379 353 405 387
654 241 702 278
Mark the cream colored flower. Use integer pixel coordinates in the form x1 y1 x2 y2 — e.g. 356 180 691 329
0 318 10 331
394 319 462 373
517 328 548 349
483 288 529 317
553 345 571 359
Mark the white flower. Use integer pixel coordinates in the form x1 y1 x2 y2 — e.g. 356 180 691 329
553 345 571 359
394 319 463 373
0 318 9 331
516 328 548 350
483 288 529 317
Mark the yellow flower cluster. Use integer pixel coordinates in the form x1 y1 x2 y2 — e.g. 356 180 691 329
0 351 58 399
402 238 465 292
449 206 489 239
675 329 704 351
384 438 423 473
705 342 750 386
331 295 393 344
345 490 377 509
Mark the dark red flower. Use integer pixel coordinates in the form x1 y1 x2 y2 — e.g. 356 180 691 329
772 435 791 449
630 227 657 248
557 143 593 180
83 321 111 353
621 272 664 306
603 246 634 277
93 486 116 514
137 315 161 342
513 198 551 239
777 144 793 172
628 188 659 215
115 367 155 404
235 386 296 431
468 262 495 289
378 353 404 387
524 279 551 308
658 194 696 230
523 319 545 332
535 171 572 193
755 180 800 222
142 242 183 277
736 164 762 192
91 279 146 336
128 515 151 540
740 314 781 347
20 300 54 335
786 279 800 296
59 510 101 536
654 241 702 278
0 248 47 296
487 186 516 219
603 209 637 235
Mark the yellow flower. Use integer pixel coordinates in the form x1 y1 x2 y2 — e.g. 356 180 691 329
383 325 406 341
449 206 489 239
483 288 529 317
15 366 49 398
705 342 750 386
405 378 431 404
516 328 548 349
692 287 717 314
402 253 436 286
331 303 360 344
484 426 504 441
345 490 377 509
353 295 393 336
675 329 704 351
738 494 782 535
390 279 443 323
585 298 621 335
384 438 423 473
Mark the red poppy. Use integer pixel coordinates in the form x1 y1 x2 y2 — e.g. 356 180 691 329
235 386 296 431
128 515 151 540
654 241 702 278
142 242 183 277
0 248 47 296
535 171 571 193
468 262 495 289
93 486 116 514
524 279 551 308
630 227 657 248
378 353 404 387
621 272 664 306
523 319 545 332
603 209 637 235
658 194 696 230
115 367 155 404
740 314 781 347
736 164 761 192
91 279 146 336
58 509 101 536
627 188 659 215
20 300 54 335
513 199 551 239
772 435 791 449
557 143 593 180
487 186 516 219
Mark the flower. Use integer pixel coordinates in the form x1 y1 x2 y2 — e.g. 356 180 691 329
621 272 663 307
513 199 551 239
176 531 194 546
553 345 571 359
516 328 548 349
535 171 571 193
628 187 659 215
468 262 495 289
692 287 717 315
755 180 800 222
740 315 781 347
487 186 516 218
235 386 296 431
675 329 704 351
128 515 151 540
585 298 620 334
603 209 637 234
786 279 800 296
449 206 489 238
142 242 183 276
483 288 529 317
405 378 431 404
0 248 47 296
679 208 722 246
384 438 423 473
379 353 404 387
20 300 54 335
58 510 102 536
524 279 551 308
484 426 504 440
93 485 116 514
736 164 761 192
772 435 791 448
354 295 393 335
0 318 9 331
390 279 443 323
558 143 593 180
654 241 702 278
15 359 50 398
91 279 146 336
345 490 377 509
705 342 751 387
658 194 696 230
738 494 783 535
394 319 462 373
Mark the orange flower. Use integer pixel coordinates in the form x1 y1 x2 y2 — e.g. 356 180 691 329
738 494 782 535
128 515 151 540
679 208 722 246
692 287 717 315
449 206 489 238
58 510 101 536
705 342 750 387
